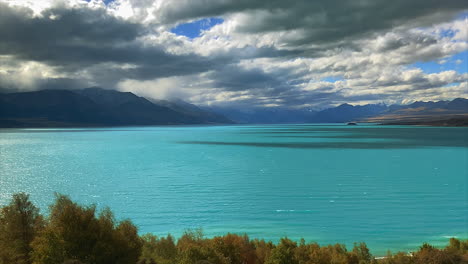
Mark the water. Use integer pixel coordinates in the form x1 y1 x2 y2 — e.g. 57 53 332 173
1 124 467 255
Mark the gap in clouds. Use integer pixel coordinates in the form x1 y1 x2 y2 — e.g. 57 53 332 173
0 0 466 108
171 17 224 39
410 51 467 74
322 77 344 83
85 0 115 5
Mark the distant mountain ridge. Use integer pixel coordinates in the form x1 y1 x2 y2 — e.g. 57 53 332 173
306 98 468 124
206 98 468 124
151 98 232 124
0 88 233 127
308 103 388 123
363 98 468 124
203 106 317 124
1 87 466 127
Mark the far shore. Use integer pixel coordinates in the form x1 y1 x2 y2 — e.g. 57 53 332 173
380 117 468 127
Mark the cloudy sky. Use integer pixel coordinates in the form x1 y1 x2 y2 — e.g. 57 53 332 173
0 0 467 109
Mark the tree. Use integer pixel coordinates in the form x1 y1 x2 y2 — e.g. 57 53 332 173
140 233 177 264
211 233 257 264
351 242 372 264
412 243 461 264
176 229 224 264
252 239 274 264
113 220 143 264
265 238 298 264
31 194 141 264
0 193 43 264
62 260 85 264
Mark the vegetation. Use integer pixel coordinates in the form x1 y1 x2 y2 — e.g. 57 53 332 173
1 193 467 264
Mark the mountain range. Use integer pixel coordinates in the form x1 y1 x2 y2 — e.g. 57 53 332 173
203 106 318 124
205 98 468 125
1 88 467 127
360 98 468 126
0 88 232 127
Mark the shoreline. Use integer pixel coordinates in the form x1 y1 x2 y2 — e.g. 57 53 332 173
378 116 468 127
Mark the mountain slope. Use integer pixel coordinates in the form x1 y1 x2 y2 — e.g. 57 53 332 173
204 106 317 124
152 98 233 124
1 87 466 127
305 98 468 124
309 104 388 123
366 98 468 124
0 88 232 127
77 87 199 125
0 90 114 127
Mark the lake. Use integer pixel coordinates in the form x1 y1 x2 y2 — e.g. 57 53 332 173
0 124 467 255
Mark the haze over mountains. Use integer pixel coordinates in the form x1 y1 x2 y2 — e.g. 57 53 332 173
207 98 468 124
203 106 318 124
0 88 467 127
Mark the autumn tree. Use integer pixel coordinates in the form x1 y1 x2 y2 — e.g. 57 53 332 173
139 233 178 264
176 229 225 264
211 233 257 264
31 194 141 264
266 238 298 264
252 239 274 264
0 193 43 264
349 242 372 264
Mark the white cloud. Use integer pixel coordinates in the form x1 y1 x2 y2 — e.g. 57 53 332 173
0 56 66 90
117 76 192 100
0 0 466 108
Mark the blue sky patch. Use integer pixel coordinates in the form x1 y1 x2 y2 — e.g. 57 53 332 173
171 18 224 39
443 82 461 87
439 28 456 39
322 76 344 83
410 51 467 74
85 0 115 4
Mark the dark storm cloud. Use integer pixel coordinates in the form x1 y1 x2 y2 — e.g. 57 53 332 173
205 65 345 108
208 64 286 91
157 0 467 46
0 2 304 94
0 3 140 62
204 63 330 107
35 78 90 90
375 32 439 52
0 1 466 107
0 2 229 85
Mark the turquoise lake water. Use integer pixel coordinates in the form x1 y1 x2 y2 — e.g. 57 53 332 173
0 124 467 255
